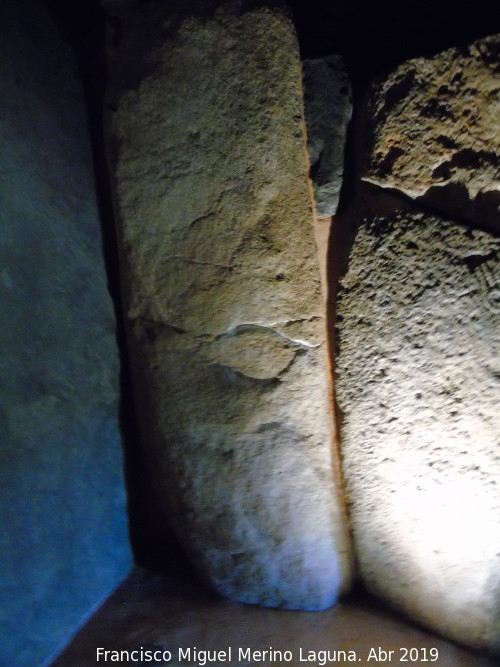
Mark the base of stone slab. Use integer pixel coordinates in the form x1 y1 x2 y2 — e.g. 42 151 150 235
52 568 497 666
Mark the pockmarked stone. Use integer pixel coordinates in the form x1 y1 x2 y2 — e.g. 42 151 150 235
335 207 500 655
107 2 351 610
302 56 352 218
362 34 500 231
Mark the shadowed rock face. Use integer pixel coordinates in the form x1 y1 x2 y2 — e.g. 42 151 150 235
302 55 352 218
0 1 131 664
106 2 351 609
362 34 500 232
335 205 500 655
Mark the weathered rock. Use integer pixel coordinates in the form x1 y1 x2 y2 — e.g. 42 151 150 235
302 56 352 218
0 1 131 665
362 34 500 232
335 203 500 655
107 2 351 609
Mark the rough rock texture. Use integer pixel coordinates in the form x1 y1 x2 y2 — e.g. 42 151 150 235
362 34 500 232
107 3 351 610
302 56 352 218
335 204 500 655
0 1 131 665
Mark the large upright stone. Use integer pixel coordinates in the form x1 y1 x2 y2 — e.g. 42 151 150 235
106 2 351 609
0 1 131 665
335 203 500 655
362 34 500 232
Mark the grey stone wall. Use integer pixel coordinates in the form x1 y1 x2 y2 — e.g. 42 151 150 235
0 2 131 664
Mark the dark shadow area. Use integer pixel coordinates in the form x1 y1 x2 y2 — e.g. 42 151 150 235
288 0 500 78
42 0 195 578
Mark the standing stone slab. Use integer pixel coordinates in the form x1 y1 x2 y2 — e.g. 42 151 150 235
302 55 352 219
0 1 131 664
336 206 500 655
107 3 351 609
362 34 500 232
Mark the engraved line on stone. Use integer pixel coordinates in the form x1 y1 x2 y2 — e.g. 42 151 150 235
216 322 322 349
166 255 234 269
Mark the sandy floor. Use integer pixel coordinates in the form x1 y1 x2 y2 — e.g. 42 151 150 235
53 568 497 666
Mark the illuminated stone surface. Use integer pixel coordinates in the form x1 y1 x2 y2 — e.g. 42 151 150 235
335 203 500 655
362 34 500 232
302 55 352 218
107 2 351 609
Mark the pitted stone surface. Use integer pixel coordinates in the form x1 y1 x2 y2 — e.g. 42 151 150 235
362 34 500 231
335 207 500 655
107 3 351 610
302 56 352 218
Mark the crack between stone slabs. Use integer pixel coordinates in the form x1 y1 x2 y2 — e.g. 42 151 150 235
362 174 500 201
360 177 500 235
361 175 444 199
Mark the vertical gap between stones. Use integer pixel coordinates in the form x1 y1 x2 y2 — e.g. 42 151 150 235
298 61 355 588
